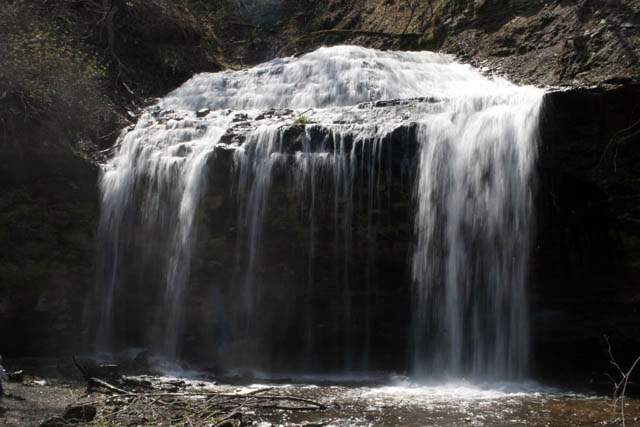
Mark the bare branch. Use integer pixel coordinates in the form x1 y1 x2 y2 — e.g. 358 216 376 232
604 335 640 426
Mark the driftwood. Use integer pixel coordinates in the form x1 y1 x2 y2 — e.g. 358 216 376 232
72 355 89 379
88 376 128 395
81 386 327 425
71 357 327 425
85 388 326 409
121 375 155 389
219 393 326 409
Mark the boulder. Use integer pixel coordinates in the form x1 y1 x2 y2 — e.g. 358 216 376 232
62 405 97 423
7 370 23 382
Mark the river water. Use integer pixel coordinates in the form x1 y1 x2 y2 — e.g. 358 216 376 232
152 371 640 426
253 382 633 426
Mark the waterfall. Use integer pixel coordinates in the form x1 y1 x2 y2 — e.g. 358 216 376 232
95 112 230 355
231 125 283 356
93 45 543 377
411 94 542 378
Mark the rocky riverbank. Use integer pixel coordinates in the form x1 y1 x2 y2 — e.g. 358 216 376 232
1 356 640 426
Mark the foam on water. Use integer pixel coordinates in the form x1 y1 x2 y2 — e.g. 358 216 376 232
159 45 528 111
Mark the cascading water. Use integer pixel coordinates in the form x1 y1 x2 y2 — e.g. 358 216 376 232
93 45 543 377
95 112 230 356
411 93 541 379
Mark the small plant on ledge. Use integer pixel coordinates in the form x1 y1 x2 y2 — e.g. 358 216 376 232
294 114 309 125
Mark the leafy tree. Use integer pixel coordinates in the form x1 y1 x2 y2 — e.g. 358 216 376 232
0 0 114 138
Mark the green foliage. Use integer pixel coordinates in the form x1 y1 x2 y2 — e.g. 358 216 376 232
0 0 111 130
95 416 117 427
294 114 309 125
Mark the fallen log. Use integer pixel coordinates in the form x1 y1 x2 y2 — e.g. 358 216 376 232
88 377 128 395
219 393 327 410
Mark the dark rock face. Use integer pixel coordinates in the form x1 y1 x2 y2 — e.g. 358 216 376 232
533 83 640 382
0 117 98 357
200 129 414 372
235 0 283 24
